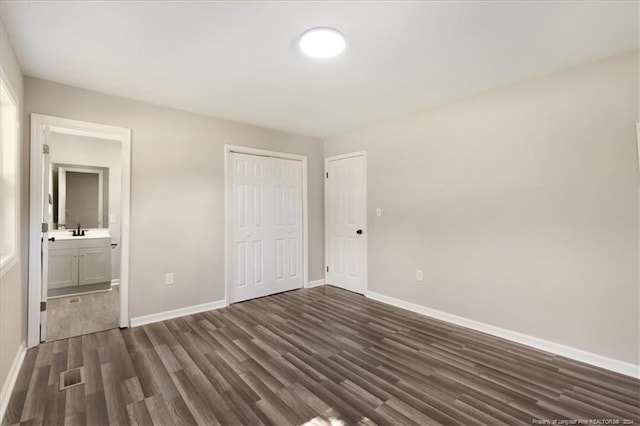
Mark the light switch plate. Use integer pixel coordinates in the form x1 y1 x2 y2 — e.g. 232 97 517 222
109 214 117 223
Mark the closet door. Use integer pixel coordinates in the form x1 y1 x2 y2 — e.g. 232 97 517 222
229 153 273 303
272 157 303 295
228 153 303 303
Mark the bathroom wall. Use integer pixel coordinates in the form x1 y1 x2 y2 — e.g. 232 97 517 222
48 132 122 280
25 77 325 319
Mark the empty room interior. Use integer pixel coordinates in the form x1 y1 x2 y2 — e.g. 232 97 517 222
0 1 639 425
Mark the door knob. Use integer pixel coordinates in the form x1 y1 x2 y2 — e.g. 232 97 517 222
356 229 363 235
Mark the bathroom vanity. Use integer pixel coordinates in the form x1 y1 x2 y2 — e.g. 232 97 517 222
48 229 112 297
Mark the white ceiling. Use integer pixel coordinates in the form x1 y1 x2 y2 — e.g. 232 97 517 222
1 1 638 138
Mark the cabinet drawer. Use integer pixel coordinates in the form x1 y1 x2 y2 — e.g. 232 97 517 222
49 237 111 251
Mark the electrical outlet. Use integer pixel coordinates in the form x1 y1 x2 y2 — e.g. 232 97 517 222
416 270 424 282
165 272 174 285
376 208 382 217
109 214 117 223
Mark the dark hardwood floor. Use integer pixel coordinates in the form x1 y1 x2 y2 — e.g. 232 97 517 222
3 285 639 425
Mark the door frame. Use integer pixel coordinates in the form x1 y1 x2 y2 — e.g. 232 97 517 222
636 123 639 321
28 114 132 347
224 144 309 305
324 151 368 293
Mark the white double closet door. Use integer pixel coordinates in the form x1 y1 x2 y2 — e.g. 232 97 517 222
229 152 303 303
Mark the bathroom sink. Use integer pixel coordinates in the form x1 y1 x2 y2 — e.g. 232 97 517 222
49 229 111 240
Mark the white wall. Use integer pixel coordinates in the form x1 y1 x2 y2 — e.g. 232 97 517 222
49 133 122 279
25 77 325 319
324 51 640 365
0 21 26 403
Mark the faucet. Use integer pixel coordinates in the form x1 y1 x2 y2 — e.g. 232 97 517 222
73 223 85 237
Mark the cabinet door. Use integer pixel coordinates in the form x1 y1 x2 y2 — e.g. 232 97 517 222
78 246 112 286
48 249 79 289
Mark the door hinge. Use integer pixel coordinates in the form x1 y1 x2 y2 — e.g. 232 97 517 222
42 144 50 154
40 301 47 312
41 222 48 232
326 172 328 178
326 266 329 272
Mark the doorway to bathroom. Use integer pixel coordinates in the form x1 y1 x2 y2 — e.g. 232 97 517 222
28 114 131 346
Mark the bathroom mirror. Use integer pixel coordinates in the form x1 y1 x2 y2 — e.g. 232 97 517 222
52 163 109 229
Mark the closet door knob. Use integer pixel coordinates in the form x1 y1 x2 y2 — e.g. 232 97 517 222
356 229 363 235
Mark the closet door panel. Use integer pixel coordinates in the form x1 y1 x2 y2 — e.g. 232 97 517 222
230 153 273 302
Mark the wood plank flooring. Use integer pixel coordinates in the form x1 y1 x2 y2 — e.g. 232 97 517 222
3 285 639 425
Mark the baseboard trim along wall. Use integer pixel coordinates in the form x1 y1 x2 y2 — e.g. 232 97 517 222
131 282 326 328
0 342 27 423
306 279 325 288
365 290 640 379
130 300 226 327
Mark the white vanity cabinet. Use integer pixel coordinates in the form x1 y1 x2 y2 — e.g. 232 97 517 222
48 236 112 290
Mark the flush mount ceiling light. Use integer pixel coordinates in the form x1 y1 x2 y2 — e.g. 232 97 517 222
299 27 346 59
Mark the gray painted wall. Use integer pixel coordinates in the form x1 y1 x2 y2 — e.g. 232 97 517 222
0 21 27 393
25 77 325 319
324 51 640 365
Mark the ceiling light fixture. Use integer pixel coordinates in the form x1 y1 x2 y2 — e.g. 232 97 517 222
299 27 346 59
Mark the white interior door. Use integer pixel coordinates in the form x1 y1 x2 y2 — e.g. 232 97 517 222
325 153 367 294
228 152 303 303
40 141 51 342
272 157 304 294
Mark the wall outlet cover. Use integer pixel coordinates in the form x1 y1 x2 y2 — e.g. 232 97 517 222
165 272 174 285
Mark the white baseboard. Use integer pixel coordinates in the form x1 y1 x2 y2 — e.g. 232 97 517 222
0 342 27 423
130 300 226 327
365 291 640 379
111 279 120 286
306 279 325 288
